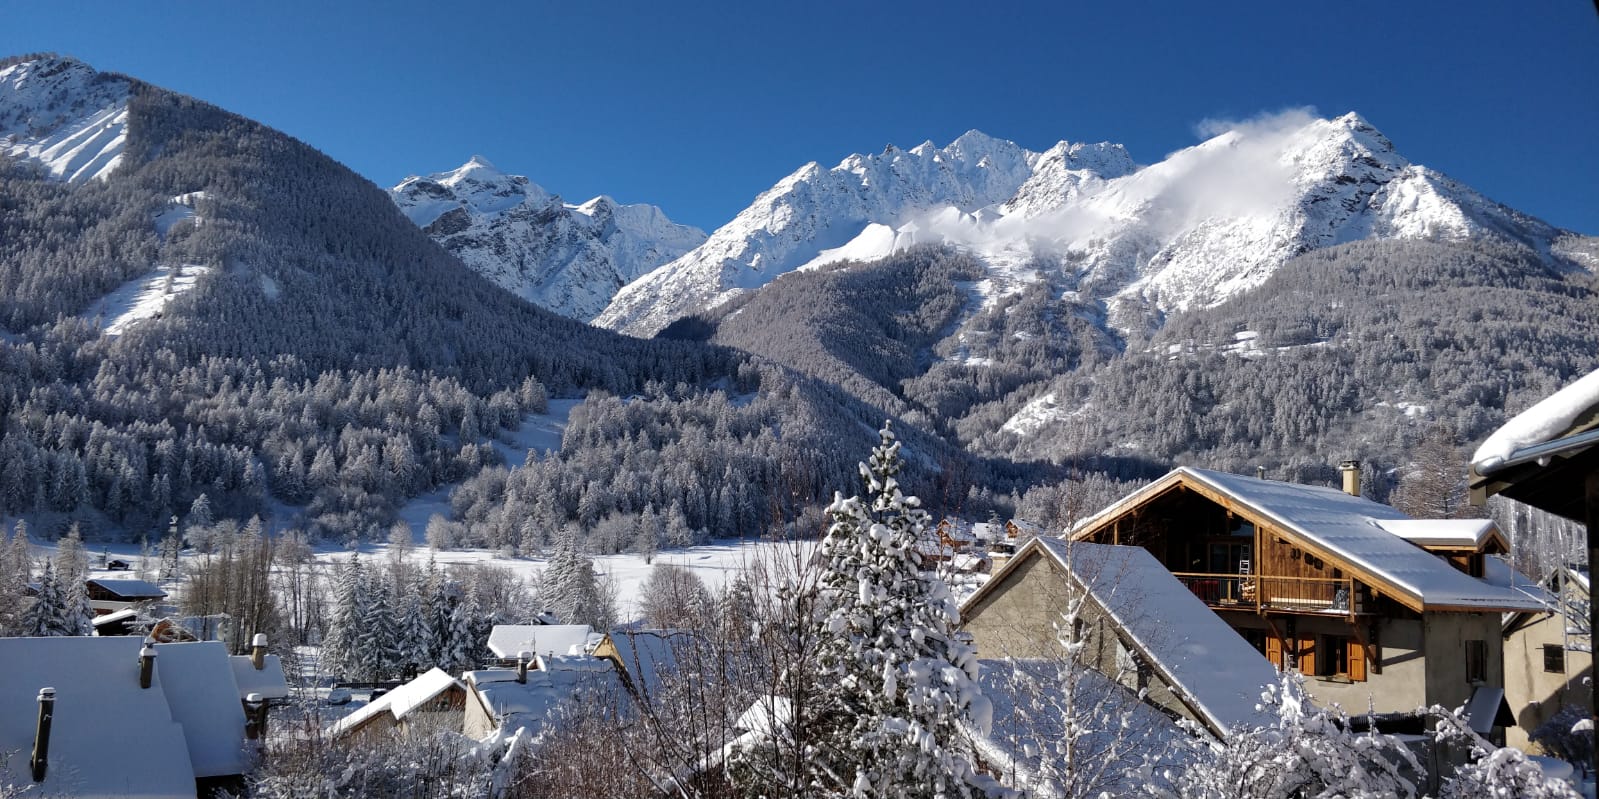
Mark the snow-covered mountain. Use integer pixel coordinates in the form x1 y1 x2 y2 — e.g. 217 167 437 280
391 157 706 321
0 55 131 182
597 113 1579 338
594 130 1079 335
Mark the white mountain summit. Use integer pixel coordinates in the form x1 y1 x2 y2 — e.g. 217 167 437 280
596 112 1577 338
390 157 706 321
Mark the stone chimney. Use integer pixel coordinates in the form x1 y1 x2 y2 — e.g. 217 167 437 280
1339 460 1361 497
139 644 157 689
251 634 268 670
31 688 54 782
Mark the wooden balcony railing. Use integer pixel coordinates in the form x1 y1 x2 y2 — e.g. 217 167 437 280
1172 572 1362 617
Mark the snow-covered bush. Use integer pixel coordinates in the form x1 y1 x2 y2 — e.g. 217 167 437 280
1530 704 1595 774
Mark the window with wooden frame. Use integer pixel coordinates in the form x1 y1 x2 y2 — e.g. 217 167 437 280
1465 640 1487 684
1314 635 1367 681
1544 644 1566 674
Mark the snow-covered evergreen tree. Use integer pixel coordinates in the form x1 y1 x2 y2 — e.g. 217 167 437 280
741 422 992 798
542 526 614 628
436 581 478 673
354 568 401 682
21 562 78 637
53 525 94 636
320 555 363 677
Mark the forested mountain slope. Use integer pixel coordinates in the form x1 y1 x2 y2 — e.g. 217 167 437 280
0 55 1011 546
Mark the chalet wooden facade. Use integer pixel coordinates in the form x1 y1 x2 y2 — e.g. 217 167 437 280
1014 467 1544 718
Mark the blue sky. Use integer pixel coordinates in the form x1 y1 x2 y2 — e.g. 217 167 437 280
3 2 1595 233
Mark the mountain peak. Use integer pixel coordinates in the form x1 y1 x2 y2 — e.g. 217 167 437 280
0 53 130 183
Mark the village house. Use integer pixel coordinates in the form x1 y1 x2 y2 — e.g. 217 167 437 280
962 537 1280 737
84 577 168 616
966 466 1546 730
1501 567 1592 750
462 653 621 739
326 667 467 741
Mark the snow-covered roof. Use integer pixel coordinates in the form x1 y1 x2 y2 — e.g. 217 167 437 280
598 630 692 702
85 578 167 598
465 663 621 738
229 654 290 700
487 624 595 659
151 642 249 778
0 637 198 799
971 522 1005 539
970 658 1189 793
1071 467 1545 612
91 607 139 627
1373 518 1503 550
1032 539 1280 737
327 668 463 738
1472 368 1599 474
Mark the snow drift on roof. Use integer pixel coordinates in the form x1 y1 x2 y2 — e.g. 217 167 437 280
0 637 196 799
1034 539 1279 736
1472 368 1599 473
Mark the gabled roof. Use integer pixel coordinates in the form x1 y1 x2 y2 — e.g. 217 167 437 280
327 667 463 738
1069 467 1544 613
964 539 1279 737
85 578 167 599
487 624 595 659
1470 368 1599 523
0 637 198 799
151 642 249 778
594 629 693 703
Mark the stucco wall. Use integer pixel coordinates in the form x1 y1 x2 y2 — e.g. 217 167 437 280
1504 611 1594 750
1423 613 1503 713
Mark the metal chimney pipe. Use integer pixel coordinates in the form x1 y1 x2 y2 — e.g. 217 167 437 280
31 688 54 782
1256 466 1266 480
251 634 268 670
1339 460 1361 497
139 645 157 689
244 693 265 741
516 650 531 684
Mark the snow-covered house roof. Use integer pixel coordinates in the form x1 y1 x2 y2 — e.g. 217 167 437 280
1472 369 1599 474
464 660 620 738
229 653 290 701
0 637 204 798
85 578 167 599
1069 467 1545 613
970 658 1189 794
150 641 249 778
593 630 693 703
327 667 464 739
1470 368 1599 524
1028 539 1280 737
487 624 595 659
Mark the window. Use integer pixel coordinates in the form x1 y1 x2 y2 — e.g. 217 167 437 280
1465 640 1487 684
1544 644 1566 674
1320 635 1350 678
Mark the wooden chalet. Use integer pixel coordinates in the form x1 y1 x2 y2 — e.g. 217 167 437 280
1047 467 1543 717
84 578 167 616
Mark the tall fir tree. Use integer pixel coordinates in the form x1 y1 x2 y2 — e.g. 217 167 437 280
750 422 991 798
53 525 94 636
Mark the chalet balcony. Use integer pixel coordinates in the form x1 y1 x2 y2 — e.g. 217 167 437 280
1172 572 1366 617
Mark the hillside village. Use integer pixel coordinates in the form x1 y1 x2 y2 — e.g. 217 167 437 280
1 367 1595 797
